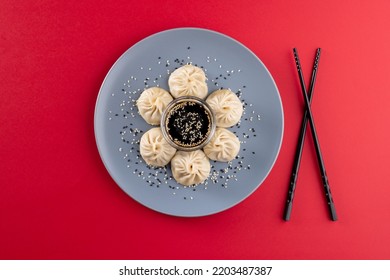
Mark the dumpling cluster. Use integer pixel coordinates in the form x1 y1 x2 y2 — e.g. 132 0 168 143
137 64 243 186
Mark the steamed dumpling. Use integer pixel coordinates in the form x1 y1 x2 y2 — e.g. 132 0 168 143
137 87 173 125
203 128 240 162
168 65 208 99
206 89 243 127
140 127 176 167
171 150 210 186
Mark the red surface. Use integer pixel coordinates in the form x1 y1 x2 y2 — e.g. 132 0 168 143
1 0 390 260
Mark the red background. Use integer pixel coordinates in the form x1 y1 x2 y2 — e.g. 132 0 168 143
1 0 390 259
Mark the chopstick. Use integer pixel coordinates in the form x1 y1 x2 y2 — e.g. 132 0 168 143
284 48 321 221
284 48 337 221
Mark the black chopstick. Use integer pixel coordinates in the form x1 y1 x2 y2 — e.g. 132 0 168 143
284 48 321 221
286 48 337 221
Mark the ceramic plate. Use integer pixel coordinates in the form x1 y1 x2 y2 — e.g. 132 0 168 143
94 28 283 217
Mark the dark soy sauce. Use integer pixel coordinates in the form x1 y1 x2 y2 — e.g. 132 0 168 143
166 101 211 148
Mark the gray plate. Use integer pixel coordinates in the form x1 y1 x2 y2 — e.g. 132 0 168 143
94 28 284 217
